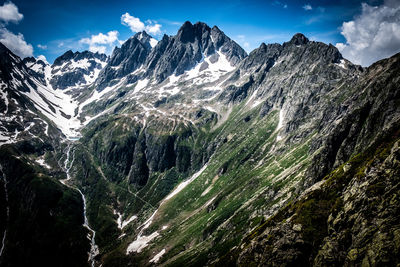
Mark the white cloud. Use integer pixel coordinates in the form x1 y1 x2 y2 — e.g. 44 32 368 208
0 27 33 58
37 44 47 49
336 2 400 66
121 13 145 32
0 2 33 59
146 23 162 35
121 12 162 35
0 1 23 23
80 30 119 45
80 30 119 53
303 4 312 11
88 45 106 54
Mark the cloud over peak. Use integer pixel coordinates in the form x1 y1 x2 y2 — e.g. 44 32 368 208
121 13 162 35
80 30 119 54
336 2 400 66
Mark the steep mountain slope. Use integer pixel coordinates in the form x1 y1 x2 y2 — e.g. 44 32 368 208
221 52 400 266
0 44 92 267
0 21 399 267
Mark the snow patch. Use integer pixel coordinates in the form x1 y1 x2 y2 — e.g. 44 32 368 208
114 210 137 229
36 158 51 169
150 38 158 48
126 232 159 254
149 249 166 263
276 109 284 142
133 78 149 94
336 59 347 69
165 164 208 201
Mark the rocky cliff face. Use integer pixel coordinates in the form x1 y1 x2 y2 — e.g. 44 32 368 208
0 21 399 267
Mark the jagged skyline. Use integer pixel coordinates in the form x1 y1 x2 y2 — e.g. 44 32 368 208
2 0 399 66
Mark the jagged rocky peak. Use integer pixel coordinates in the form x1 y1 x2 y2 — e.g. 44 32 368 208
210 25 247 65
135 31 158 48
282 33 343 64
288 33 309 45
108 31 153 67
144 20 247 82
175 21 247 62
239 32 347 74
94 31 155 90
53 50 107 67
240 42 282 70
177 21 211 44
50 49 108 90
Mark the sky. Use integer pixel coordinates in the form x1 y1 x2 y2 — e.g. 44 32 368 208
0 0 399 66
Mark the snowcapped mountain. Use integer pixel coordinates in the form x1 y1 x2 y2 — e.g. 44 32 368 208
1 21 400 267
0 43 90 141
50 50 108 90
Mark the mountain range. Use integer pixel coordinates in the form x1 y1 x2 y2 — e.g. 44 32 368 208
0 21 399 266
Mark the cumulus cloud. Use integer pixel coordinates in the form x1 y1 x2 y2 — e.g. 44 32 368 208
0 1 23 23
336 2 400 66
0 27 33 57
0 2 33 58
146 23 162 35
121 13 145 32
121 13 162 35
80 30 119 53
303 4 312 11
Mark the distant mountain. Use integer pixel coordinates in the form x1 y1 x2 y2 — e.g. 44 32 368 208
49 50 108 90
0 21 399 267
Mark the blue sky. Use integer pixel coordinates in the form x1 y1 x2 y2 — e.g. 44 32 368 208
2 0 399 66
